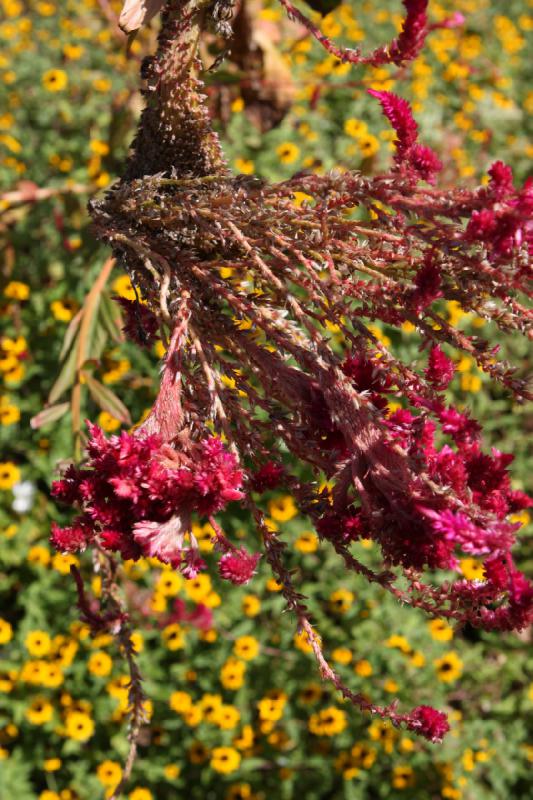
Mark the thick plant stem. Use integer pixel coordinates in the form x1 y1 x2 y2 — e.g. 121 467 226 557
124 0 228 181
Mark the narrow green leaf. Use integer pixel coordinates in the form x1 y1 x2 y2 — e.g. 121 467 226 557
30 402 70 430
48 341 78 404
59 308 83 361
84 373 132 425
99 291 124 344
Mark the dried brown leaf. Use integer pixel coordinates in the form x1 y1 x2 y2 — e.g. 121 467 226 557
118 0 165 34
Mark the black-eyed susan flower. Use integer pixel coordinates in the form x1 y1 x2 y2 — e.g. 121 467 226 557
241 594 261 616
42 69 68 92
354 659 373 677
25 697 53 725
428 619 454 642
220 657 246 690
97 410 122 432
1 336 26 356
51 553 79 575
385 634 412 653
276 142 300 165
332 647 352 665
299 682 322 705
232 724 254 752
225 784 253 800
210 746 241 774
155 570 182 596
216 704 241 730
42 662 63 689
234 157 254 174
0 354 18 374
329 588 355 614
20 660 48 684
163 764 181 779
96 760 122 787
344 118 368 138
257 697 283 723
24 631 51 657
188 741 209 764
112 274 137 301
64 710 94 741
169 690 193 714
308 706 347 736
43 758 61 772
93 77 112 92
392 764 415 789
434 651 463 682
129 789 153 800
295 531 318 552
409 650 426 668
162 623 185 651
233 635 259 661
3 362 25 384
197 692 221 720
3 281 29 300
334 750 360 780
293 628 321 653
26 545 49 567
0 618 13 645
87 651 112 677
268 494 297 521
359 133 380 158
1 523 17 538
368 720 397 753
50 299 78 322
0 400 20 425
384 679 399 693
351 742 377 769
63 43 84 60
460 557 485 581
184 573 211 602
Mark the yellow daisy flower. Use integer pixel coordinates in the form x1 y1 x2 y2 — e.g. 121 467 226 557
276 142 300 165
210 746 241 774
42 69 68 92
0 462 20 490
434 651 463 683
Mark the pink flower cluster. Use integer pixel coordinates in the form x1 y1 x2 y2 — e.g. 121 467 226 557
316 349 532 632
465 161 533 260
278 0 430 69
388 0 429 66
368 89 442 183
51 424 256 580
405 705 450 743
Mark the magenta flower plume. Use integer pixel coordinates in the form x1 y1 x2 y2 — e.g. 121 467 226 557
277 0 429 68
368 89 442 182
406 706 451 743
52 424 245 573
219 549 261 585
424 345 455 391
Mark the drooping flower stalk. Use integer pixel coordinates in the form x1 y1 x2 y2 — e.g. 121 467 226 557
53 0 533 744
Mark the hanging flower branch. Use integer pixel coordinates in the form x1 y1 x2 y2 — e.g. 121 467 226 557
52 0 532 755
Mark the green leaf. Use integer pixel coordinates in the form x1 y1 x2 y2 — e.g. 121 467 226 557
83 372 132 425
48 339 79 404
30 402 70 430
59 307 83 361
98 290 124 344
